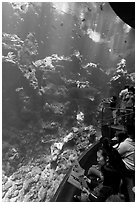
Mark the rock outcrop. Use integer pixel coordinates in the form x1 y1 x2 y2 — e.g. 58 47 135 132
2 125 97 202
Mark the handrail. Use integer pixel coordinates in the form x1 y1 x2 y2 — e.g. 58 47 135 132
102 111 134 121
102 106 134 111
101 106 134 127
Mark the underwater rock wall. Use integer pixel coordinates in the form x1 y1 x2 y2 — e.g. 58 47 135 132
2 24 134 204
2 2 135 202
2 125 97 202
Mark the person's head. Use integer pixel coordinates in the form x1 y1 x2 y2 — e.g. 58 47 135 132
115 131 127 143
97 149 105 166
100 137 111 152
97 148 108 166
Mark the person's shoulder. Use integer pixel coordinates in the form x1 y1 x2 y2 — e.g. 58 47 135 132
122 138 135 148
126 137 135 145
125 138 132 142
119 89 127 96
118 139 128 149
119 90 124 95
122 138 131 144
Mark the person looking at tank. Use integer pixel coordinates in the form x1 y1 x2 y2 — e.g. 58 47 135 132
110 96 117 125
114 126 135 173
113 126 135 201
119 85 129 101
124 86 135 126
73 144 122 202
119 85 129 125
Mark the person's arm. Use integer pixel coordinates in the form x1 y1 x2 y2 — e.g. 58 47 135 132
82 187 105 202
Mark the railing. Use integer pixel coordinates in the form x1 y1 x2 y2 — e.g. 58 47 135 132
101 106 134 128
100 106 134 139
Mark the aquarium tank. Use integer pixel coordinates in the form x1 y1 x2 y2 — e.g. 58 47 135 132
2 2 135 202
